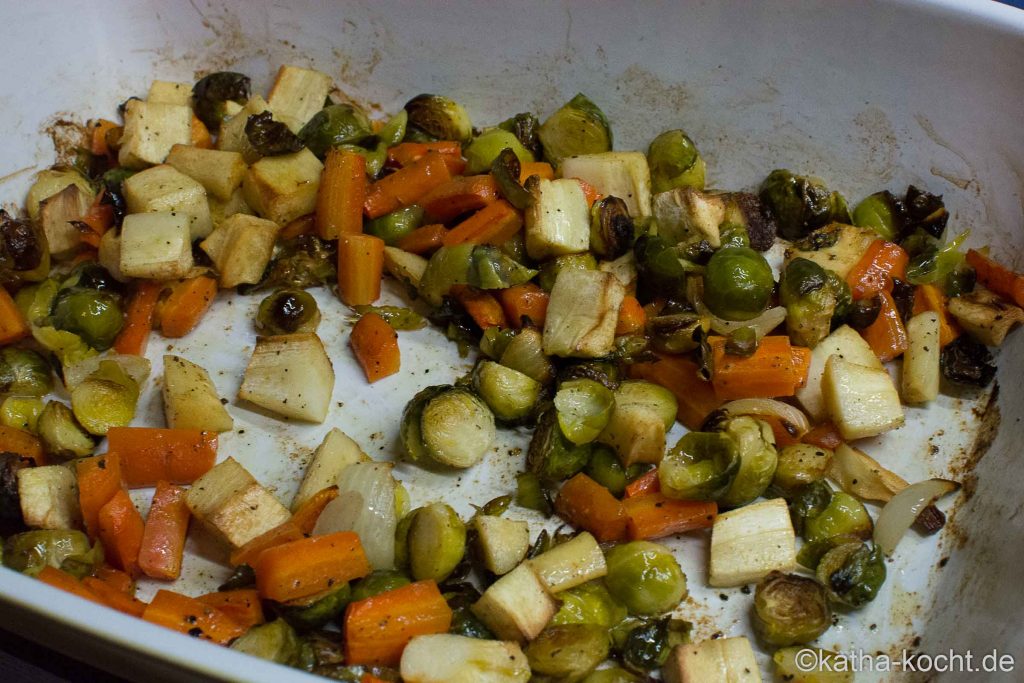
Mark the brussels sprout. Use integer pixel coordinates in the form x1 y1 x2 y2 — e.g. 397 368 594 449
256 289 321 335
0 348 53 397
515 472 553 515
464 129 534 176
489 147 534 211
554 379 615 446
276 582 352 631
633 235 688 302
647 129 705 193
61 262 125 295
0 210 49 284
445 583 494 639
780 257 837 348
500 327 555 385
245 111 305 156
470 245 538 290
498 112 543 158
50 289 124 351
852 190 905 241
472 360 542 424
646 312 708 354
773 646 854 682
724 326 758 357
538 94 612 166
906 230 969 288
251 235 336 292
816 542 886 608
759 169 850 240
220 564 257 591
404 94 472 143
348 570 411 603
718 416 778 508
298 104 373 158
526 624 610 682
70 360 139 436
702 247 774 322
37 401 95 459
1 397 44 433
0 452 31 524
722 192 778 252
582 667 642 683
528 407 594 482
945 263 977 297
604 541 687 615
584 446 629 497
904 185 949 238
941 335 996 387
3 530 97 576
551 580 628 628
804 492 873 544
192 71 250 131
789 481 834 536
479 327 516 360
351 305 425 331
411 387 495 469
418 243 476 306
408 502 467 582
753 571 831 646
773 445 833 497
718 222 751 249
660 431 739 501
846 295 882 330
619 616 691 673
364 205 424 246
590 196 635 260
231 619 304 666
537 252 598 292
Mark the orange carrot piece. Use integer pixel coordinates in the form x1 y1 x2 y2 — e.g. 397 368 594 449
861 290 909 362
90 119 120 157
757 415 804 447
37 567 105 605
615 295 646 335
93 565 134 595
230 520 306 568
710 336 799 400
344 580 452 667
158 276 217 338
519 161 555 182
361 675 391 683
912 283 961 347
845 240 909 300
396 223 448 255
0 286 30 345
291 485 340 535
143 589 247 644
554 473 628 543
76 194 115 248
623 469 660 499
76 453 124 538
627 354 721 430
106 427 218 488
97 489 145 576
113 280 163 355
496 283 549 328
572 178 604 207
279 213 316 240
441 199 523 247
349 312 400 383
337 233 385 307
966 248 1024 308
364 152 452 219
317 148 367 239
387 141 463 169
190 114 213 149
421 174 500 223
82 576 148 617
0 425 45 465
254 531 371 603
791 345 811 389
450 285 508 329
623 494 717 541
138 481 191 581
802 421 844 450
70 249 98 265
197 589 266 629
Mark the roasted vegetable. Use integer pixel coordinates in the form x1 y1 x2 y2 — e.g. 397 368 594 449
759 169 850 240
37 400 95 458
0 348 52 396
407 502 467 582
947 287 1024 347
0 210 49 284
537 253 597 292
365 206 425 246
789 481 835 537
589 196 634 260
804 492 873 545
471 246 538 290
230 619 305 666
633 234 688 302
603 541 687 615
193 71 251 131
465 129 534 176
401 386 495 469
528 407 593 481
554 379 614 445
489 147 534 211
403 93 472 143
298 104 373 158
471 360 541 424
780 257 837 348
538 94 612 166
275 582 352 631
69 360 139 436
245 111 305 156
647 129 705 193
583 446 630 498
816 541 886 608
717 416 778 509
940 335 996 387
752 571 831 646
702 246 774 321
659 431 739 501
257 234 337 290
905 230 969 287
772 444 833 497
526 624 609 682
851 190 905 241
551 580 627 628
50 288 123 351
0 397 44 433
0 452 31 524
646 312 707 354
904 185 949 238
499 112 543 158
256 289 321 335
618 616 691 673
3 530 99 577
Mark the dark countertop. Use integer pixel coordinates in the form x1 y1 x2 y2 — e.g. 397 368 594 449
0 626 130 683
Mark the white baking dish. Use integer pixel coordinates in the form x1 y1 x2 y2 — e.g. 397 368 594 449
0 1 1022 681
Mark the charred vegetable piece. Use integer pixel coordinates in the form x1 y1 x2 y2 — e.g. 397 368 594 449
490 147 534 210
256 289 321 335
258 235 337 291
816 541 886 608
646 312 707 354
772 445 833 498
528 407 594 481
846 295 882 329
526 624 609 682
589 196 635 260
0 348 52 396
940 335 996 387
245 111 305 156
298 104 373 158
0 452 31 524
407 502 467 582
633 235 688 302
659 432 739 501
193 71 251 131
465 130 533 176
0 210 49 284
718 416 778 509
851 190 905 241
404 94 472 143
557 361 619 392
499 112 543 158
702 247 774 322
604 541 687 616
619 616 691 673
538 94 613 165
904 185 949 238
753 571 831 646
647 129 705 193
759 169 850 240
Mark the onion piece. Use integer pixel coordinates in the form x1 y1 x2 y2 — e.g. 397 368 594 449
720 398 811 438
697 303 787 338
829 444 908 503
873 478 960 555
313 462 397 569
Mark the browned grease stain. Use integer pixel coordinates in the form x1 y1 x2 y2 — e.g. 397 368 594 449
945 382 1001 548
43 116 89 167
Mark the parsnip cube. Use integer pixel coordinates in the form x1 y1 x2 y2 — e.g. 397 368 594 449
98 229 128 282
185 457 254 519
543 269 625 358
400 634 530 683
119 99 192 169
472 563 557 642
524 178 591 259
200 213 279 288
709 498 795 587
383 247 428 290
147 80 192 106
902 312 941 404
124 164 213 240
652 187 725 247
166 145 247 201
209 187 253 228
663 637 762 683
527 531 606 593
119 211 194 280
242 148 323 226
948 288 1024 347
39 183 93 258
598 380 677 466
162 355 233 432
795 324 882 421
823 355 904 440
206 482 291 549
238 333 335 423
267 65 333 131
292 428 370 511
784 223 877 280
475 516 530 576
560 151 652 217
17 466 81 530
218 95 273 163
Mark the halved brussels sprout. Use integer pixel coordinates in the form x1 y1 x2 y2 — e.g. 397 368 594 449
407 502 467 582
619 616 691 673
258 235 337 291
804 492 873 544
245 111 305 156
192 71 250 131
537 253 598 292
538 94 612 166
0 397 44 433
660 432 739 501
780 257 837 348
472 360 542 424
499 327 555 385
256 289 321 335
904 185 949 238
589 196 635 260
365 205 425 246
404 94 473 143
554 379 615 445
528 407 593 482
647 129 705 193
498 112 543 158
230 619 304 666
298 104 373 158
646 312 708 354
816 541 886 608
753 571 831 646
603 541 687 616
351 305 426 331
789 481 835 537
465 129 534 175
490 147 534 210
70 360 139 436
773 444 833 498
702 246 774 322
583 446 629 497
0 348 53 397
0 210 49 284
759 169 850 240
551 580 627 628
526 624 610 682
718 416 778 509
418 243 476 307
401 385 495 469
3 530 98 577
470 245 538 290
37 401 95 458
275 581 351 631
50 289 124 351
852 190 904 241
